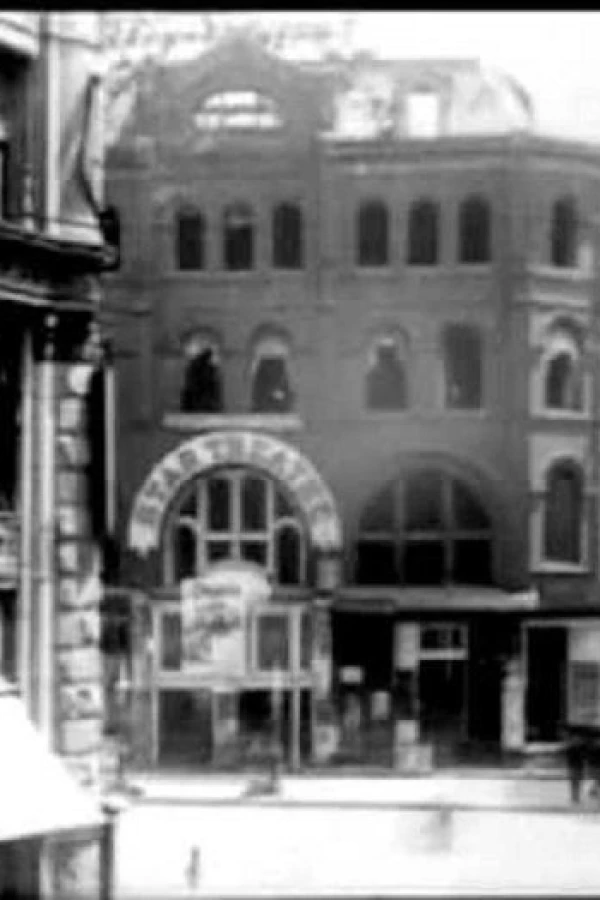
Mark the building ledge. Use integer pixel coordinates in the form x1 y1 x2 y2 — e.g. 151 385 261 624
0 219 113 275
162 412 305 434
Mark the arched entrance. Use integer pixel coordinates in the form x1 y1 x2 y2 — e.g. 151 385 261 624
126 432 342 771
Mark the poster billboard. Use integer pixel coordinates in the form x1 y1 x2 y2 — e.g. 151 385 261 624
181 561 271 678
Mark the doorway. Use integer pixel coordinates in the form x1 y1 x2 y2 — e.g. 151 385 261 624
526 625 567 743
418 623 468 766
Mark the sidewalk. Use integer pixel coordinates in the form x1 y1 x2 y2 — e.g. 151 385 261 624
122 770 589 813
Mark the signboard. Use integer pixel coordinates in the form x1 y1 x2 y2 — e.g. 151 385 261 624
128 431 341 555
181 561 271 678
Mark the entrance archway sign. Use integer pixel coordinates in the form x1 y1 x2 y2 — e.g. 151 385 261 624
128 431 342 555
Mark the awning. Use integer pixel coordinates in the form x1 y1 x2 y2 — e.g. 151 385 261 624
0 678 103 842
335 586 540 614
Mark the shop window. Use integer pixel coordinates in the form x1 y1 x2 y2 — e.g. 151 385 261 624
255 613 290 671
251 343 295 413
165 469 307 586
355 471 493 586
176 206 205 270
458 194 491 264
569 662 600 726
407 198 439 265
223 202 254 270
543 461 584 564
366 339 407 410
273 202 304 269
180 339 223 413
551 196 578 268
356 199 389 267
442 323 482 409
544 350 583 411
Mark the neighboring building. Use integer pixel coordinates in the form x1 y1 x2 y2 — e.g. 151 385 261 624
104 30 600 773
0 12 115 900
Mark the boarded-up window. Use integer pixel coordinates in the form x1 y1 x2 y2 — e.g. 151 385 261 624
442 323 483 409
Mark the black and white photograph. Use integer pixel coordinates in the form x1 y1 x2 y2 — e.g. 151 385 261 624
2 9 600 898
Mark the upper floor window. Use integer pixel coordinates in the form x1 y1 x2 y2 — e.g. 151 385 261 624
195 91 283 131
543 461 584 564
442 323 483 410
407 199 439 266
355 470 493 586
458 194 491 264
176 206 205 271
406 89 440 138
551 196 578 268
165 469 307 586
366 337 408 410
356 199 389 267
223 203 254 271
273 202 304 269
180 336 223 413
251 338 295 414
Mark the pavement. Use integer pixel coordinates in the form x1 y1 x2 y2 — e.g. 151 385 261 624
112 772 600 897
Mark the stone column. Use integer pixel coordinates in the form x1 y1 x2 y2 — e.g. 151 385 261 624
311 597 337 765
51 322 105 898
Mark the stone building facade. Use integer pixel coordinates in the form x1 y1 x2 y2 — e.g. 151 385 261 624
0 13 114 899
104 32 600 772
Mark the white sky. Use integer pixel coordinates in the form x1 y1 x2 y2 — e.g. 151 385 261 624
352 12 600 141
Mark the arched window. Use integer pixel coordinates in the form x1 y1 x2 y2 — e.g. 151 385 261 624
544 462 584 563
273 203 304 269
442 323 483 409
180 336 223 413
251 338 294 413
366 338 408 410
545 351 583 411
551 196 578 268
458 195 491 264
407 199 439 265
356 200 389 267
176 206 205 270
355 470 493 586
165 470 307 586
223 203 254 270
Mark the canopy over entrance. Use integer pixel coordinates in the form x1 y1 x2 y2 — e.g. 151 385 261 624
0 678 102 842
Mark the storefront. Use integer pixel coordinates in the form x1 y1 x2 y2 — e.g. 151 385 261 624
122 430 343 771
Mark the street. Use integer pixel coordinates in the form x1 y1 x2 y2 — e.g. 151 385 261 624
114 775 600 896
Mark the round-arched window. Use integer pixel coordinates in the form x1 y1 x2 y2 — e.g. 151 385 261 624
164 468 307 586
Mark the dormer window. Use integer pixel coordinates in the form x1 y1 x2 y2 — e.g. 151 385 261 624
195 91 283 131
406 88 440 138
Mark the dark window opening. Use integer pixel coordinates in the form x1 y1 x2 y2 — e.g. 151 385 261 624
224 203 254 270
403 541 446 585
176 207 205 270
458 195 491 264
443 324 482 409
357 200 389 267
181 347 223 413
366 342 407 410
0 329 21 509
405 471 444 531
355 540 399 585
544 464 583 563
276 526 302 586
273 203 304 269
545 352 583 410
407 199 439 265
251 355 294 413
551 197 578 268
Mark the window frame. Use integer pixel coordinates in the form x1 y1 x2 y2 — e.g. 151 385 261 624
355 198 391 268
441 323 484 411
542 460 586 566
175 205 206 272
272 201 304 270
458 194 492 265
222 202 255 271
406 198 440 266
550 196 578 269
